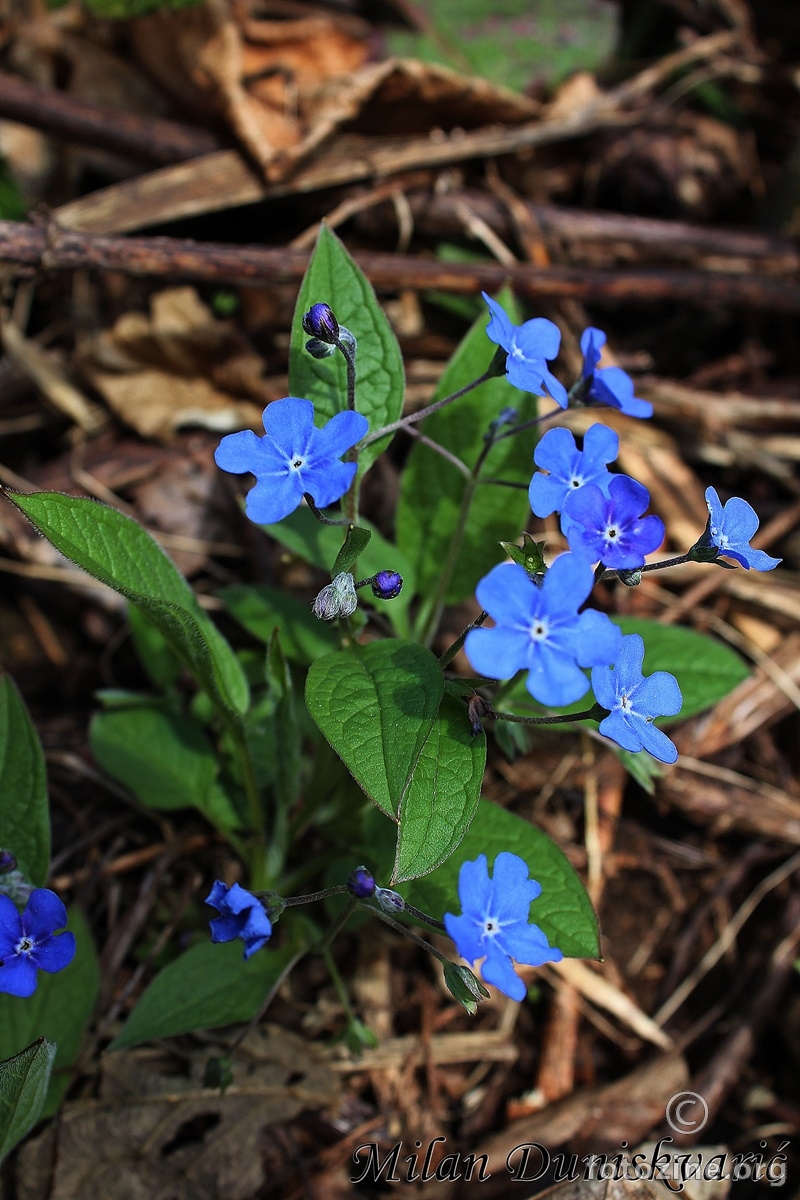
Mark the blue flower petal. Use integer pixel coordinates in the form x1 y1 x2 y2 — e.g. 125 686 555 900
0 894 22 956
311 409 369 459
505 355 547 395
214 429 267 475
482 292 516 350
540 552 594 612
572 609 623 668
455 855 493 917
592 368 653 418
514 318 562 363
500 921 562 967
0 954 39 997
22 889 68 941
580 326 606 374
209 914 244 944
302 459 358 510
443 912 484 965
464 627 533 682
33 930 76 974
475 562 538 627
597 709 643 753
527 643 590 707
540 367 569 409
632 719 679 764
481 944 527 1001
634 671 683 718
245 472 306 525
582 423 619 471
262 397 315 456
491 851 542 909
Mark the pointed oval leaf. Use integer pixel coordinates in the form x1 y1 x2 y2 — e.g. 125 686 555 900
305 640 444 818
110 940 299 1050
0 1038 56 1163
403 798 599 959
0 675 49 887
393 694 486 883
90 705 217 812
6 491 248 716
288 226 404 474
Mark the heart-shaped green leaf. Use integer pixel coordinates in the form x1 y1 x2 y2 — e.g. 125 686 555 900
305 640 444 818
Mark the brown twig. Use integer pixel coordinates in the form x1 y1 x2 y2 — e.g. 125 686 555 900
0 70 223 165
1 219 799 311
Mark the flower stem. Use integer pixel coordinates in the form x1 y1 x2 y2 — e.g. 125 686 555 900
362 904 452 964
304 494 351 526
361 370 494 447
493 703 605 726
439 610 489 668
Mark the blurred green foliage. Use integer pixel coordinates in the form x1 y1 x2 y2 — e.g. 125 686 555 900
386 0 619 94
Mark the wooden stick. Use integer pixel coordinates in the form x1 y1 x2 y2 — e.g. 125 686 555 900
362 188 800 270
0 70 222 165
2 219 799 311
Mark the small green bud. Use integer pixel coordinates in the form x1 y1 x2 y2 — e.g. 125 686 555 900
442 962 490 1014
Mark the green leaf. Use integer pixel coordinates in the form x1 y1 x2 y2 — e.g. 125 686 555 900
403 798 599 959
288 225 404 473
331 526 372 578
221 585 337 665
396 292 537 604
0 1038 55 1162
305 641 444 819
90 705 217 812
0 675 49 886
110 940 299 1050
615 618 749 720
612 746 663 795
385 0 618 93
0 909 100 1118
7 492 248 716
127 605 182 689
393 695 486 883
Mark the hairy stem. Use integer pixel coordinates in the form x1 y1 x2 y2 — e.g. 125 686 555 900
362 369 493 447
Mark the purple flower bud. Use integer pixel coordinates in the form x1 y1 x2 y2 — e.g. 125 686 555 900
371 570 403 600
0 850 16 874
347 866 376 899
302 303 339 344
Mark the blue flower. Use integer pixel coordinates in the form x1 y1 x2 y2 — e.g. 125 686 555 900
206 881 272 959
482 293 568 407
0 889 76 997
529 423 619 518
215 397 368 525
592 634 683 763
581 327 653 419
444 852 563 1001
703 487 781 571
369 570 403 600
562 475 665 569
464 554 622 707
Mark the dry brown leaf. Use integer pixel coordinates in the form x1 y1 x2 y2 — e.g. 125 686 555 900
15 1029 339 1200
80 286 266 441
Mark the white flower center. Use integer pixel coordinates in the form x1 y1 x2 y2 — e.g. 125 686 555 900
604 524 620 542
570 476 583 488
482 915 502 939
15 937 34 955
290 457 304 471
529 618 549 642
